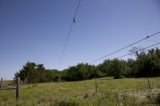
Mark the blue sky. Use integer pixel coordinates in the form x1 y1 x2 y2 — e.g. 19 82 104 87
0 0 160 80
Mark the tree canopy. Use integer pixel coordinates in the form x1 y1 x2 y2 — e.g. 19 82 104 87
15 48 160 83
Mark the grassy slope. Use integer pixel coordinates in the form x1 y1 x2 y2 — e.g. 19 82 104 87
0 77 160 106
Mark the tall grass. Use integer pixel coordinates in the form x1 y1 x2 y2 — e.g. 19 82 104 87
0 77 160 106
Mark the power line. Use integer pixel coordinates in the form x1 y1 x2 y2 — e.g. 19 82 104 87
74 0 82 18
90 31 160 63
118 53 132 59
59 0 82 65
59 22 74 65
118 42 160 59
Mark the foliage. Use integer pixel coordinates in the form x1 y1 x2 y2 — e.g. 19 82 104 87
15 62 60 83
15 48 160 83
61 63 96 81
97 59 127 79
136 49 160 77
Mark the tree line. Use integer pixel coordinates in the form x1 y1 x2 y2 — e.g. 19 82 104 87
15 48 160 83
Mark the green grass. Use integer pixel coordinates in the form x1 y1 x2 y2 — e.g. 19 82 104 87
0 77 160 106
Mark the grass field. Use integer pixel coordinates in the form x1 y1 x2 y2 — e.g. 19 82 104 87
0 77 160 106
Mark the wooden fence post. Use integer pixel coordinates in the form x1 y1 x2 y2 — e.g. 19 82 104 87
95 77 98 93
0 78 3 88
16 77 20 100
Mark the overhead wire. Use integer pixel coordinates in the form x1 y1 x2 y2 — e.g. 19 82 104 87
59 0 82 65
118 42 160 59
89 31 160 63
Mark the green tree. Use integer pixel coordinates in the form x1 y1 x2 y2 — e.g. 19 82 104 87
36 64 46 82
16 62 36 83
108 59 127 79
136 48 160 77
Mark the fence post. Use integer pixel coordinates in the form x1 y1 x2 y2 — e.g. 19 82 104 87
95 77 98 93
16 77 20 100
0 78 2 88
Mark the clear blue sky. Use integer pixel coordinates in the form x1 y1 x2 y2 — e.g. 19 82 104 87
0 0 160 80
